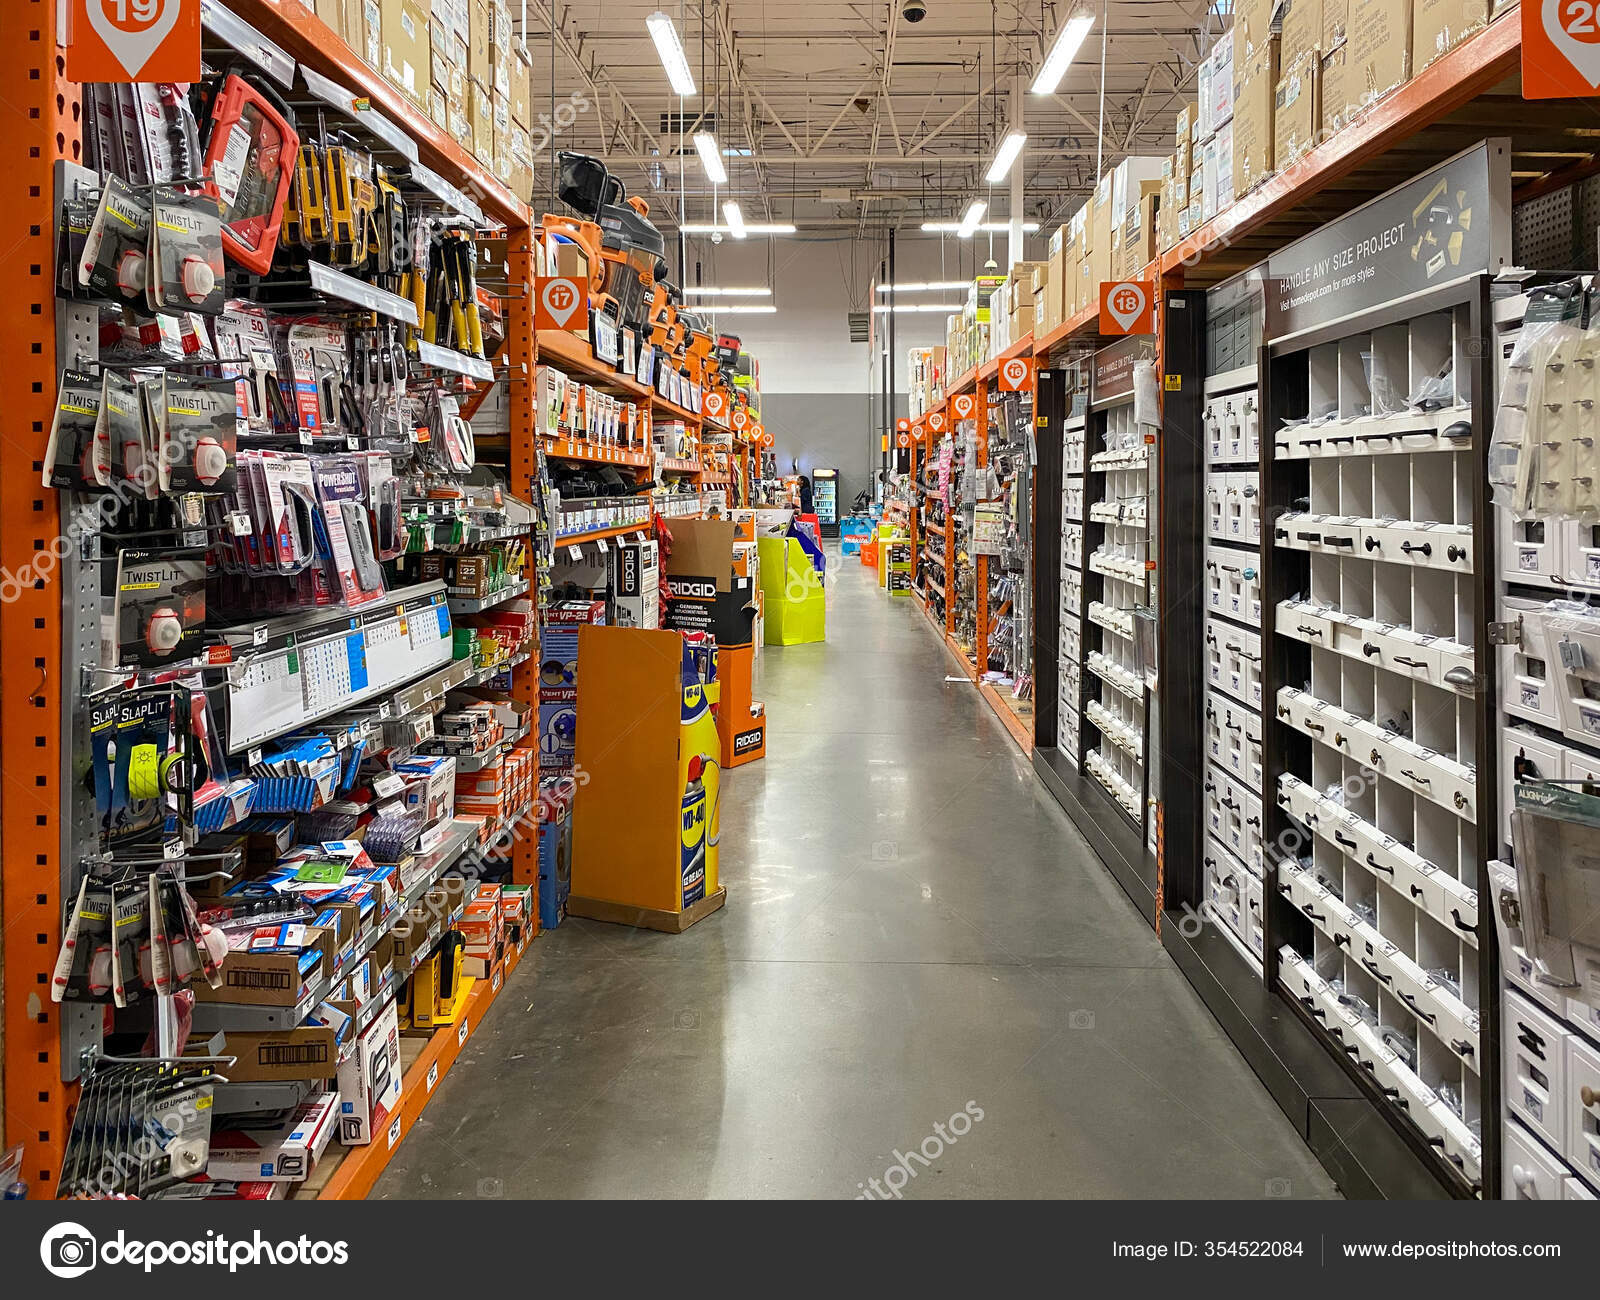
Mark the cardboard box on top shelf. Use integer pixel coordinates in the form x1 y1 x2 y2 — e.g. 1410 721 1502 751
511 47 531 127
380 0 431 109
1120 187 1161 279
1209 29 1235 130
1413 0 1487 72
469 0 492 88
1275 49 1322 168
1319 40 1354 133
1074 199 1092 260
1111 157 1165 225
1175 103 1192 152
1232 36 1280 197
427 85 447 129
1214 119 1235 216
1186 100 1201 146
1324 0 1350 47
1089 173 1114 296
1280 0 1324 65
1233 0 1278 58
1349 0 1411 112
315 0 345 38
471 79 493 162
363 0 382 68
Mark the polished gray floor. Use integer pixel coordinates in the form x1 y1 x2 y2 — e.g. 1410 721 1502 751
375 551 1338 1200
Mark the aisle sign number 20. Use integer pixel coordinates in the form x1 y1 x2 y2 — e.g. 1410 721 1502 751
1524 0 1600 97
67 0 200 82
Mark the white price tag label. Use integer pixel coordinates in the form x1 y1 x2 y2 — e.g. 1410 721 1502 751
247 746 263 766
387 1114 403 1148
457 1018 470 1045
426 1061 439 1093
492 970 502 992
568 544 583 560
252 625 269 646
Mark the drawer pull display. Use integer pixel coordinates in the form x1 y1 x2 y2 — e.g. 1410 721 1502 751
1334 732 1348 748
1361 958 1393 986
1451 909 1475 935
1394 656 1428 669
1366 853 1395 875
1518 1028 1547 1059
1454 792 1469 811
1306 721 1325 734
1401 541 1433 558
1297 624 1324 638
1399 992 1437 1024
1447 544 1467 563
1581 1087 1600 1109
1453 1039 1476 1061
1326 535 1356 548
1303 905 1327 923
1296 531 1322 543
1410 885 1426 901
1401 768 1431 784
1365 536 1381 553
1334 831 1357 850
1363 642 1380 657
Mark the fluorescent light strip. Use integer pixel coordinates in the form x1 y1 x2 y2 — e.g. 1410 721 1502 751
646 11 697 96
682 287 773 297
874 281 971 293
681 223 798 234
1030 11 1095 95
693 132 728 185
872 303 962 313
722 201 747 239
956 200 987 239
985 130 1027 185
920 221 1041 233
696 304 778 314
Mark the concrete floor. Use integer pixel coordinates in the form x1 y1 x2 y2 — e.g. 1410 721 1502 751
375 551 1339 1200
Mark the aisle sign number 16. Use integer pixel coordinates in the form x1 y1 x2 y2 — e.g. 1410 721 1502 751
67 0 200 82
1524 0 1600 97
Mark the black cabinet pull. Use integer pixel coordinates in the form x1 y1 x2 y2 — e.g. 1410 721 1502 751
1334 831 1357 850
1402 540 1433 557
1247 817 1261 829
1393 655 1427 669
1296 531 1322 543
1334 933 1350 948
1306 720 1325 733
1297 624 1323 637
1518 1028 1546 1060
1361 958 1393 986
1366 853 1394 876
1451 908 1474 935
1275 528 1289 541
1401 768 1431 784
1326 535 1355 548
1225 720 1242 733
1400 991 1437 1024
1410 884 1426 901
1303 905 1326 923
1362 641 1380 657
1365 536 1381 552
1447 544 1467 563
1451 1038 1476 1059
1370 749 1383 766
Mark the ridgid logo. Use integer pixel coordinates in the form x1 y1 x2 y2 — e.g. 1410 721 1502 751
40 1223 350 1276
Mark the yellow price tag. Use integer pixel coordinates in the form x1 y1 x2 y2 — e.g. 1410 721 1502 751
1163 374 1181 391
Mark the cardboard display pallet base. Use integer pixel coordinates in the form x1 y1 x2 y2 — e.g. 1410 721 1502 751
566 885 728 933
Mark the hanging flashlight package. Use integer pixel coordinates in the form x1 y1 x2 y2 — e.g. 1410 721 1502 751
196 72 300 276
42 369 106 491
113 548 207 668
80 173 152 303
149 184 227 316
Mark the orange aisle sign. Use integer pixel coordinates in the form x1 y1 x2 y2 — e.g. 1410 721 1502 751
535 276 588 330
896 431 911 449
1099 280 1156 335
760 429 775 449
912 423 924 441
732 409 749 433
749 421 765 443
1524 0 1600 97
952 393 975 420
896 417 911 433
702 389 728 421
999 355 1033 392
929 411 946 432
67 0 200 82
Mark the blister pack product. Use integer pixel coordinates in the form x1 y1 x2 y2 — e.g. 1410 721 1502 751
1490 279 1586 518
159 374 240 494
80 174 152 303
1570 287 1600 520
113 548 207 667
314 455 386 606
150 185 227 315
42 369 106 490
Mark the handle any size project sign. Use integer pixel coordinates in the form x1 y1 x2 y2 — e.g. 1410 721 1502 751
67 0 200 82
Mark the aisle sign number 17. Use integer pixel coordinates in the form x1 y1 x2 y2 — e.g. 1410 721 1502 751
1524 0 1600 97
67 0 200 82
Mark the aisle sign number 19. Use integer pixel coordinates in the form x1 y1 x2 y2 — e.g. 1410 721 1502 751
67 0 199 82
1524 0 1600 96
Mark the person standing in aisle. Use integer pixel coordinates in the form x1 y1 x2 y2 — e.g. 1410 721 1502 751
798 472 814 515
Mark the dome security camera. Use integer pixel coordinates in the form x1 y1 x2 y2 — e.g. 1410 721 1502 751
902 0 927 21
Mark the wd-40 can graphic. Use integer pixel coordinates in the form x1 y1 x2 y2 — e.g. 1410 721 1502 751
681 754 709 907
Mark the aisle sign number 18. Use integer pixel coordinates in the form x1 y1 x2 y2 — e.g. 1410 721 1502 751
1524 0 1600 96
67 0 200 82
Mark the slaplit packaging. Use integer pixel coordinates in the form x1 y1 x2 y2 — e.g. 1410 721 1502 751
203 74 299 275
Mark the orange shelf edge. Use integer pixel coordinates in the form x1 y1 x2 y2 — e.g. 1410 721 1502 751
314 935 528 1200
978 681 1034 754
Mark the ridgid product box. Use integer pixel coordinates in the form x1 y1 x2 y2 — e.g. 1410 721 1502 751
1275 51 1323 168
1232 36 1280 197
1349 0 1412 112
1413 0 1486 71
610 538 660 629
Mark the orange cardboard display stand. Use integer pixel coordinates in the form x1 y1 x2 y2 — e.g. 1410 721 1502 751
716 644 765 767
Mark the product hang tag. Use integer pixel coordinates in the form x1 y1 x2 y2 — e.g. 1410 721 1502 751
1560 636 1588 672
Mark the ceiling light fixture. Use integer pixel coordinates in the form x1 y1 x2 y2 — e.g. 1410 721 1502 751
682 287 773 297
919 221 1040 233
874 281 971 293
722 201 747 239
680 222 798 234
956 200 987 239
872 303 963 313
985 130 1027 184
645 11 697 96
696 304 779 314
1030 10 1095 94
693 132 728 184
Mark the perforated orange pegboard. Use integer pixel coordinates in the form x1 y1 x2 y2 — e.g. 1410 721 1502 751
1 0 76 1195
